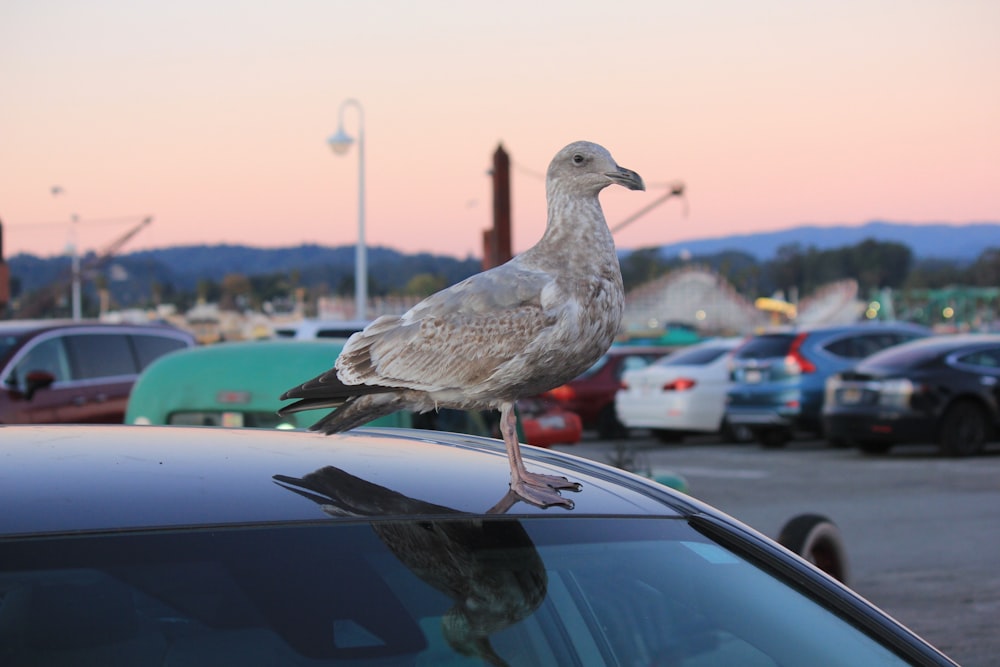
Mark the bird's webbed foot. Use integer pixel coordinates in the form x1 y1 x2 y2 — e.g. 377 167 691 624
512 477 576 510
521 470 582 492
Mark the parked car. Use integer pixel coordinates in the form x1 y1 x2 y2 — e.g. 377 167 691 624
616 337 747 442
543 345 672 438
516 396 583 447
726 323 931 447
0 319 195 424
126 339 566 447
824 334 1000 456
271 318 370 340
126 339 412 430
0 424 955 666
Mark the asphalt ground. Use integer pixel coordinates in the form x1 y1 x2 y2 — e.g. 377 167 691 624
553 433 1000 667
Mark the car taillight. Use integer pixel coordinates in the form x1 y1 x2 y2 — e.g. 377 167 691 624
663 378 697 391
785 332 816 373
546 385 575 402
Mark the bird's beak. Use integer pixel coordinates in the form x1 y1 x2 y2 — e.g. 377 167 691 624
606 166 645 191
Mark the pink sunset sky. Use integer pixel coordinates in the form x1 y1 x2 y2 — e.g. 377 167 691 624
2 1 998 260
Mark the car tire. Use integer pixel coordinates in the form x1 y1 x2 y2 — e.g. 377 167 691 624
754 427 789 448
937 399 990 457
721 419 753 443
857 439 893 455
652 429 683 444
778 513 850 585
597 405 628 440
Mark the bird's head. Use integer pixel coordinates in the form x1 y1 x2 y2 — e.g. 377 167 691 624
546 141 645 195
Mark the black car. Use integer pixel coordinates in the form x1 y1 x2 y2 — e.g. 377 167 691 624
0 424 955 665
824 334 1000 456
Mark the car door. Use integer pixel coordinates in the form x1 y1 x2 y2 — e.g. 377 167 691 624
59 332 139 423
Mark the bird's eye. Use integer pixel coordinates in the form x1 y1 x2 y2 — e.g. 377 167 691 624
572 154 585 165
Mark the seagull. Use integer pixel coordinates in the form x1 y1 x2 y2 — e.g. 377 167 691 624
279 141 644 509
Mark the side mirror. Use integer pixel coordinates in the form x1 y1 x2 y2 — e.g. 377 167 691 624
24 370 56 401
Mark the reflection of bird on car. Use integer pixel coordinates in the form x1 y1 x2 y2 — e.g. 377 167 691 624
275 465 546 667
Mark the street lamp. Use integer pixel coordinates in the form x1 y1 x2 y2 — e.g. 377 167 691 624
327 98 367 321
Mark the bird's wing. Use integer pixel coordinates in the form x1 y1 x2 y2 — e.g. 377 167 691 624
337 263 558 392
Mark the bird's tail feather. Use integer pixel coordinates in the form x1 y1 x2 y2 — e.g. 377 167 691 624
307 392 407 434
279 370 396 414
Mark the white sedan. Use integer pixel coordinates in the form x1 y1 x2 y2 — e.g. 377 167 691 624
615 337 747 442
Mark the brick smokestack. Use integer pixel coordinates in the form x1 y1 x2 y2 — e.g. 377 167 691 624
482 143 512 270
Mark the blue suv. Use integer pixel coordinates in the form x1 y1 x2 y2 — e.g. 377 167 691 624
726 322 930 447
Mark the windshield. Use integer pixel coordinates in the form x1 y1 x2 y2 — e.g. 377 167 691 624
858 338 965 371
733 334 795 360
0 333 28 366
1 518 909 666
656 345 731 367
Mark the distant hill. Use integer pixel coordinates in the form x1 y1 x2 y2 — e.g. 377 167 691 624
7 221 998 303
650 221 1000 262
7 243 482 299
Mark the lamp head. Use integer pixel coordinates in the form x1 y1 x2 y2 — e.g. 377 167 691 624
327 127 355 155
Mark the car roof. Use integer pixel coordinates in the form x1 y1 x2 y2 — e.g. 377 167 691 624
859 333 1000 368
752 321 930 337
0 319 187 335
125 339 344 423
0 424 692 538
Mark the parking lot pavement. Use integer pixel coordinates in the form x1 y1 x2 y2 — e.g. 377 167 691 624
553 434 1000 667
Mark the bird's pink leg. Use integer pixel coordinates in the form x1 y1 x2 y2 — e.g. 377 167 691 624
499 403 580 509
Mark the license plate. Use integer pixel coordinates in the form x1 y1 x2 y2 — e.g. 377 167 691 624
537 415 566 429
744 369 762 384
839 388 862 405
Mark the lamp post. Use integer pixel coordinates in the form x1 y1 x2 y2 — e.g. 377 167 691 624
327 98 367 321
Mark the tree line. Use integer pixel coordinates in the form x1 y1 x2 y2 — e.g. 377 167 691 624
7 239 999 319
620 240 1000 299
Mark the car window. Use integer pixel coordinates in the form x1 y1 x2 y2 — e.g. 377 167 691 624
168 410 299 429
130 334 189 370
8 337 72 385
64 334 138 380
823 333 913 360
657 345 730 367
0 518 910 666
733 335 794 360
954 347 1000 369
619 355 653 377
0 334 23 362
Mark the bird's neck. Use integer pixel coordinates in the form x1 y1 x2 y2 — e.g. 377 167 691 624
533 192 616 261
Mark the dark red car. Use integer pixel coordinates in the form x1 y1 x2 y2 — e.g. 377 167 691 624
543 345 671 438
0 320 195 424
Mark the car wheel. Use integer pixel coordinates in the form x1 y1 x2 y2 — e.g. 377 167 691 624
597 405 628 440
938 399 990 457
754 427 789 448
720 419 753 443
857 439 893 455
652 429 683 444
777 513 850 585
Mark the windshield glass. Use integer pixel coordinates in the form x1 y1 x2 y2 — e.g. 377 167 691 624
733 334 795 360
0 517 908 666
0 333 27 366
656 345 730 367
